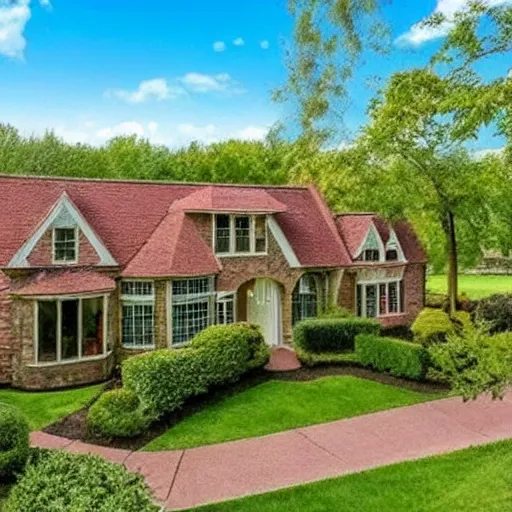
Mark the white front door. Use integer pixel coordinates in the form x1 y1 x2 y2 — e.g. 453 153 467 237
247 278 282 346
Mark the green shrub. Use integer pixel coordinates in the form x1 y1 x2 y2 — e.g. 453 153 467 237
87 389 154 438
356 334 430 380
123 323 266 417
411 308 472 346
3 450 158 512
295 347 360 366
317 306 354 319
473 294 512 334
294 317 380 354
0 405 30 479
425 292 447 309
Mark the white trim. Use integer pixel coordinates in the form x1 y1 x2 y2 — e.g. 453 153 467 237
355 222 386 263
8 191 118 268
267 216 301 268
27 351 113 368
356 279 404 318
386 228 407 263
213 214 268 257
33 293 109 366
52 226 79 265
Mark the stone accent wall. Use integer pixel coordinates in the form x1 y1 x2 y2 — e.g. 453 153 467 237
28 228 100 266
0 273 15 384
338 270 356 313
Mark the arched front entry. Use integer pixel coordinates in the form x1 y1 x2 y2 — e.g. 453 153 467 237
237 278 283 346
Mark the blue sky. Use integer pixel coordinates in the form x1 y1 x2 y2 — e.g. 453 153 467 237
0 0 508 150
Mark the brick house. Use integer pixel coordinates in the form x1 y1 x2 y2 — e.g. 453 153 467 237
0 175 426 390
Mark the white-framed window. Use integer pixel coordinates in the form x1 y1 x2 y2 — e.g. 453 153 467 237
52 227 78 264
363 249 380 262
35 295 107 365
356 280 404 318
292 274 318 326
214 214 267 256
216 292 235 324
121 280 155 349
171 277 215 345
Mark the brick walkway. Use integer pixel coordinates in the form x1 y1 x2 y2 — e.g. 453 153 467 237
32 393 512 510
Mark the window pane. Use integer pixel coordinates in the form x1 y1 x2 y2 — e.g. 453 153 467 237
255 217 266 253
365 285 377 317
61 299 79 360
215 215 231 253
82 297 104 356
379 284 387 316
54 228 76 262
292 275 318 325
122 303 154 347
216 296 235 325
121 281 153 296
356 285 362 317
38 301 57 362
399 281 405 313
235 216 250 253
364 249 379 262
389 282 399 313
172 278 212 297
386 249 398 261
172 300 210 345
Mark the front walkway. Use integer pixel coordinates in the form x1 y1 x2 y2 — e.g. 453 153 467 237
32 393 512 510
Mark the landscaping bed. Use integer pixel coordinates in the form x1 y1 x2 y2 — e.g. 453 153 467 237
43 365 446 452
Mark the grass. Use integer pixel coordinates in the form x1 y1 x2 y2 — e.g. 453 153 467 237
189 440 512 512
0 384 104 431
144 376 441 451
427 274 512 299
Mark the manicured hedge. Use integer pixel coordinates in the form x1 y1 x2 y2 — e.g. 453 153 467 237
123 323 268 416
473 294 512 334
0 405 30 479
294 317 380 354
87 389 154 438
356 334 430 380
412 308 472 346
3 450 158 512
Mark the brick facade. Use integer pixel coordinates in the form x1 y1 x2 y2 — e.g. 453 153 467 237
28 228 100 267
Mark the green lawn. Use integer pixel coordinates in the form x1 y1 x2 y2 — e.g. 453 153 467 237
0 384 104 431
190 440 512 512
427 274 512 299
144 376 441 451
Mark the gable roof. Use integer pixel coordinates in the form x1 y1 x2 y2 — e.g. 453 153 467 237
0 175 350 272
123 210 221 278
335 213 426 263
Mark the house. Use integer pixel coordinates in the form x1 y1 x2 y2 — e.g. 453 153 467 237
0 175 426 390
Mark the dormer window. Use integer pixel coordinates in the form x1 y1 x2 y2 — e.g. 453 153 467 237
363 249 380 262
386 248 398 261
214 214 267 256
53 228 77 263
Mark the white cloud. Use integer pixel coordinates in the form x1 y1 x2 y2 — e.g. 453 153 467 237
213 41 226 52
39 0 51 10
396 0 512 47
473 147 505 159
0 0 31 59
236 125 268 141
105 78 185 104
95 121 146 140
233 37 244 46
260 40 270 50
179 72 245 94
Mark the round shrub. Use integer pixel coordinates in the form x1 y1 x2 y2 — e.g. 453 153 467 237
412 308 472 346
473 294 512 334
87 389 154 438
3 450 158 512
0 405 30 479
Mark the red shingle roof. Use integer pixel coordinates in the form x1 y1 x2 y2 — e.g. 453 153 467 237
170 186 288 213
123 210 221 278
0 176 350 273
335 214 373 259
11 269 116 296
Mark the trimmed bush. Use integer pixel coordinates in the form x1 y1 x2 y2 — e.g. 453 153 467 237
87 389 154 438
317 306 354 319
412 308 472 346
3 450 158 512
356 334 430 380
123 323 267 416
294 317 380 354
473 294 512 334
0 405 30 479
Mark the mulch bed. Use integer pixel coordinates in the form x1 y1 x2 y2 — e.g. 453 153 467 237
43 365 448 452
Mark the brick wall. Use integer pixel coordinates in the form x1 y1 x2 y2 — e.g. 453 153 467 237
0 272 15 384
338 271 356 313
28 228 100 266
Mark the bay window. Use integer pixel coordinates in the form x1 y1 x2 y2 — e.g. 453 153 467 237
35 295 106 364
216 292 235 325
356 280 404 318
171 277 215 345
214 214 267 255
121 280 155 349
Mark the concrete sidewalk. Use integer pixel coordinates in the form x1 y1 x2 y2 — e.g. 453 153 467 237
32 393 512 510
